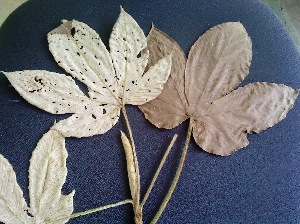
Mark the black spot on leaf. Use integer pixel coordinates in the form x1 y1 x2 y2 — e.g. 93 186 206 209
71 27 76 37
137 51 142 58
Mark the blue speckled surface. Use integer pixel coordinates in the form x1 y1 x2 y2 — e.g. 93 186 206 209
0 0 299 223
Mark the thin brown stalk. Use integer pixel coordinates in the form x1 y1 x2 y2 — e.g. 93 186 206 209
141 134 178 207
151 118 194 224
121 106 142 224
42 199 132 224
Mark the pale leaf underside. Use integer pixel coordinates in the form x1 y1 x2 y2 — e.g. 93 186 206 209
2 8 171 138
4 70 120 138
140 23 299 155
29 130 74 223
0 155 32 224
0 130 74 224
4 8 172 138
47 8 171 109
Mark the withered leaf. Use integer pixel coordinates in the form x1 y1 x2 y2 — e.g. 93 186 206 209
3 8 172 138
0 130 74 224
121 132 140 206
139 23 299 156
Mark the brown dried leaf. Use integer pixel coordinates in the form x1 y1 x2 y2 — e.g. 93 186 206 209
139 26 189 128
193 82 298 155
185 22 252 116
140 23 299 156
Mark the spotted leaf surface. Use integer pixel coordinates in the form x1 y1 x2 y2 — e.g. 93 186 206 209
48 20 120 105
0 130 74 224
4 70 119 137
140 23 299 155
4 8 171 138
48 8 171 108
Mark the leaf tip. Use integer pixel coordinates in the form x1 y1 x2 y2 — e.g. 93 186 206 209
151 22 156 30
119 5 126 15
70 189 76 197
61 19 69 24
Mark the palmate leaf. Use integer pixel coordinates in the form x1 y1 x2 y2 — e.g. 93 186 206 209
3 8 172 138
4 70 119 138
0 130 74 224
139 23 299 156
0 155 33 224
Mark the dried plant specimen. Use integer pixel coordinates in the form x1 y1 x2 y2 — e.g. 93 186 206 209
3 8 171 138
1 8 175 224
0 130 74 224
139 23 298 223
1 6 298 224
140 23 299 156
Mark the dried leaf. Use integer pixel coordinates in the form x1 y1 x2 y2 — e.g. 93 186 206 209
139 26 188 128
29 130 75 223
140 23 299 155
4 70 120 138
185 22 252 115
0 130 74 224
48 20 120 105
121 131 139 205
127 55 172 105
4 8 172 138
193 82 298 155
0 155 33 224
109 8 149 101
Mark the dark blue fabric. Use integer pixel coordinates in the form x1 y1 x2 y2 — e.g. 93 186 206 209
0 0 299 223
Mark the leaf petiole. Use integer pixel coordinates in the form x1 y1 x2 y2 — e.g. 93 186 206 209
41 199 133 224
141 134 178 207
121 106 142 223
151 118 194 224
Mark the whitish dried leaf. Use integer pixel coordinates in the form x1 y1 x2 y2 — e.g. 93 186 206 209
4 70 119 138
140 23 299 155
4 8 172 138
127 55 172 105
28 130 75 223
48 20 120 105
109 7 149 105
0 155 33 224
139 26 188 128
193 82 299 155
121 131 140 205
0 130 74 224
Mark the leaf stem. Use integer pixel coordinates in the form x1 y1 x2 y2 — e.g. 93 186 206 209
42 199 132 224
121 106 142 224
151 118 194 224
141 134 178 207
